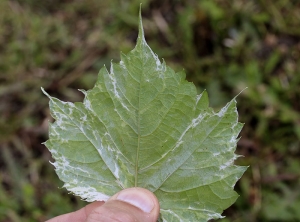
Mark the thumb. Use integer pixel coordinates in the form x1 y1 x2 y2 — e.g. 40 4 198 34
85 187 160 222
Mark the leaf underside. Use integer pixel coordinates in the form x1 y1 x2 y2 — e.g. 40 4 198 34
43 13 247 222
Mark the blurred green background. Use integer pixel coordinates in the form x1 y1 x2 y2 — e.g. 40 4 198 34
0 0 300 221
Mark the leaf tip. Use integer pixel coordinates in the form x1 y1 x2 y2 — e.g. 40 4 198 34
137 4 145 45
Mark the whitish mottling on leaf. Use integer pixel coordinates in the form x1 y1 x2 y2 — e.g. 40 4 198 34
43 10 247 222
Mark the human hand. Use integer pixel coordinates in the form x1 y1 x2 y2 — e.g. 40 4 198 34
46 187 160 222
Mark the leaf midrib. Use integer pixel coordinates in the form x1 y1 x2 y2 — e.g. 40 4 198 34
134 51 143 187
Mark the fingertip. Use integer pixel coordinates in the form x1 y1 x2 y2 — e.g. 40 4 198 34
115 187 159 214
111 187 160 221
86 188 160 222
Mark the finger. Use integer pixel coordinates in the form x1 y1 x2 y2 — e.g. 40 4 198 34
46 201 104 222
85 187 160 222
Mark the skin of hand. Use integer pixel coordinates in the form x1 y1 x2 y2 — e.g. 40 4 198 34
46 187 160 222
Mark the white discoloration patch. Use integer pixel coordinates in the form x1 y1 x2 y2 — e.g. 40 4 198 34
80 115 87 122
113 162 120 179
219 157 236 170
55 117 63 126
207 212 224 220
216 104 228 117
196 94 202 104
109 65 120 99
106 144 113 152
49 149 58 155
151 50 163 71
173 113 206 151
64 184 110 202
230 135 236 143
191 114 204 128
109 64 130 111
84 99 92 111
140 36 163 72
120 60 126 69
231 122 237 128
79 125 84 132
92 130 99 139
161 209 183 222
213 152 220 157
54 155 91 176
60 156 70 170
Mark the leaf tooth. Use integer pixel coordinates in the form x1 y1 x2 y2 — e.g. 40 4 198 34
41 87 52 100
78 89 87 96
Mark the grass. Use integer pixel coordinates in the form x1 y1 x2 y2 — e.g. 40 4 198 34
0 0 300 221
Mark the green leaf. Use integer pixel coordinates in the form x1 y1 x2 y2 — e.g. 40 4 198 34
42 12 247 222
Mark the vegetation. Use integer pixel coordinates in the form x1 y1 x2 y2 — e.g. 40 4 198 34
0 0 299 221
